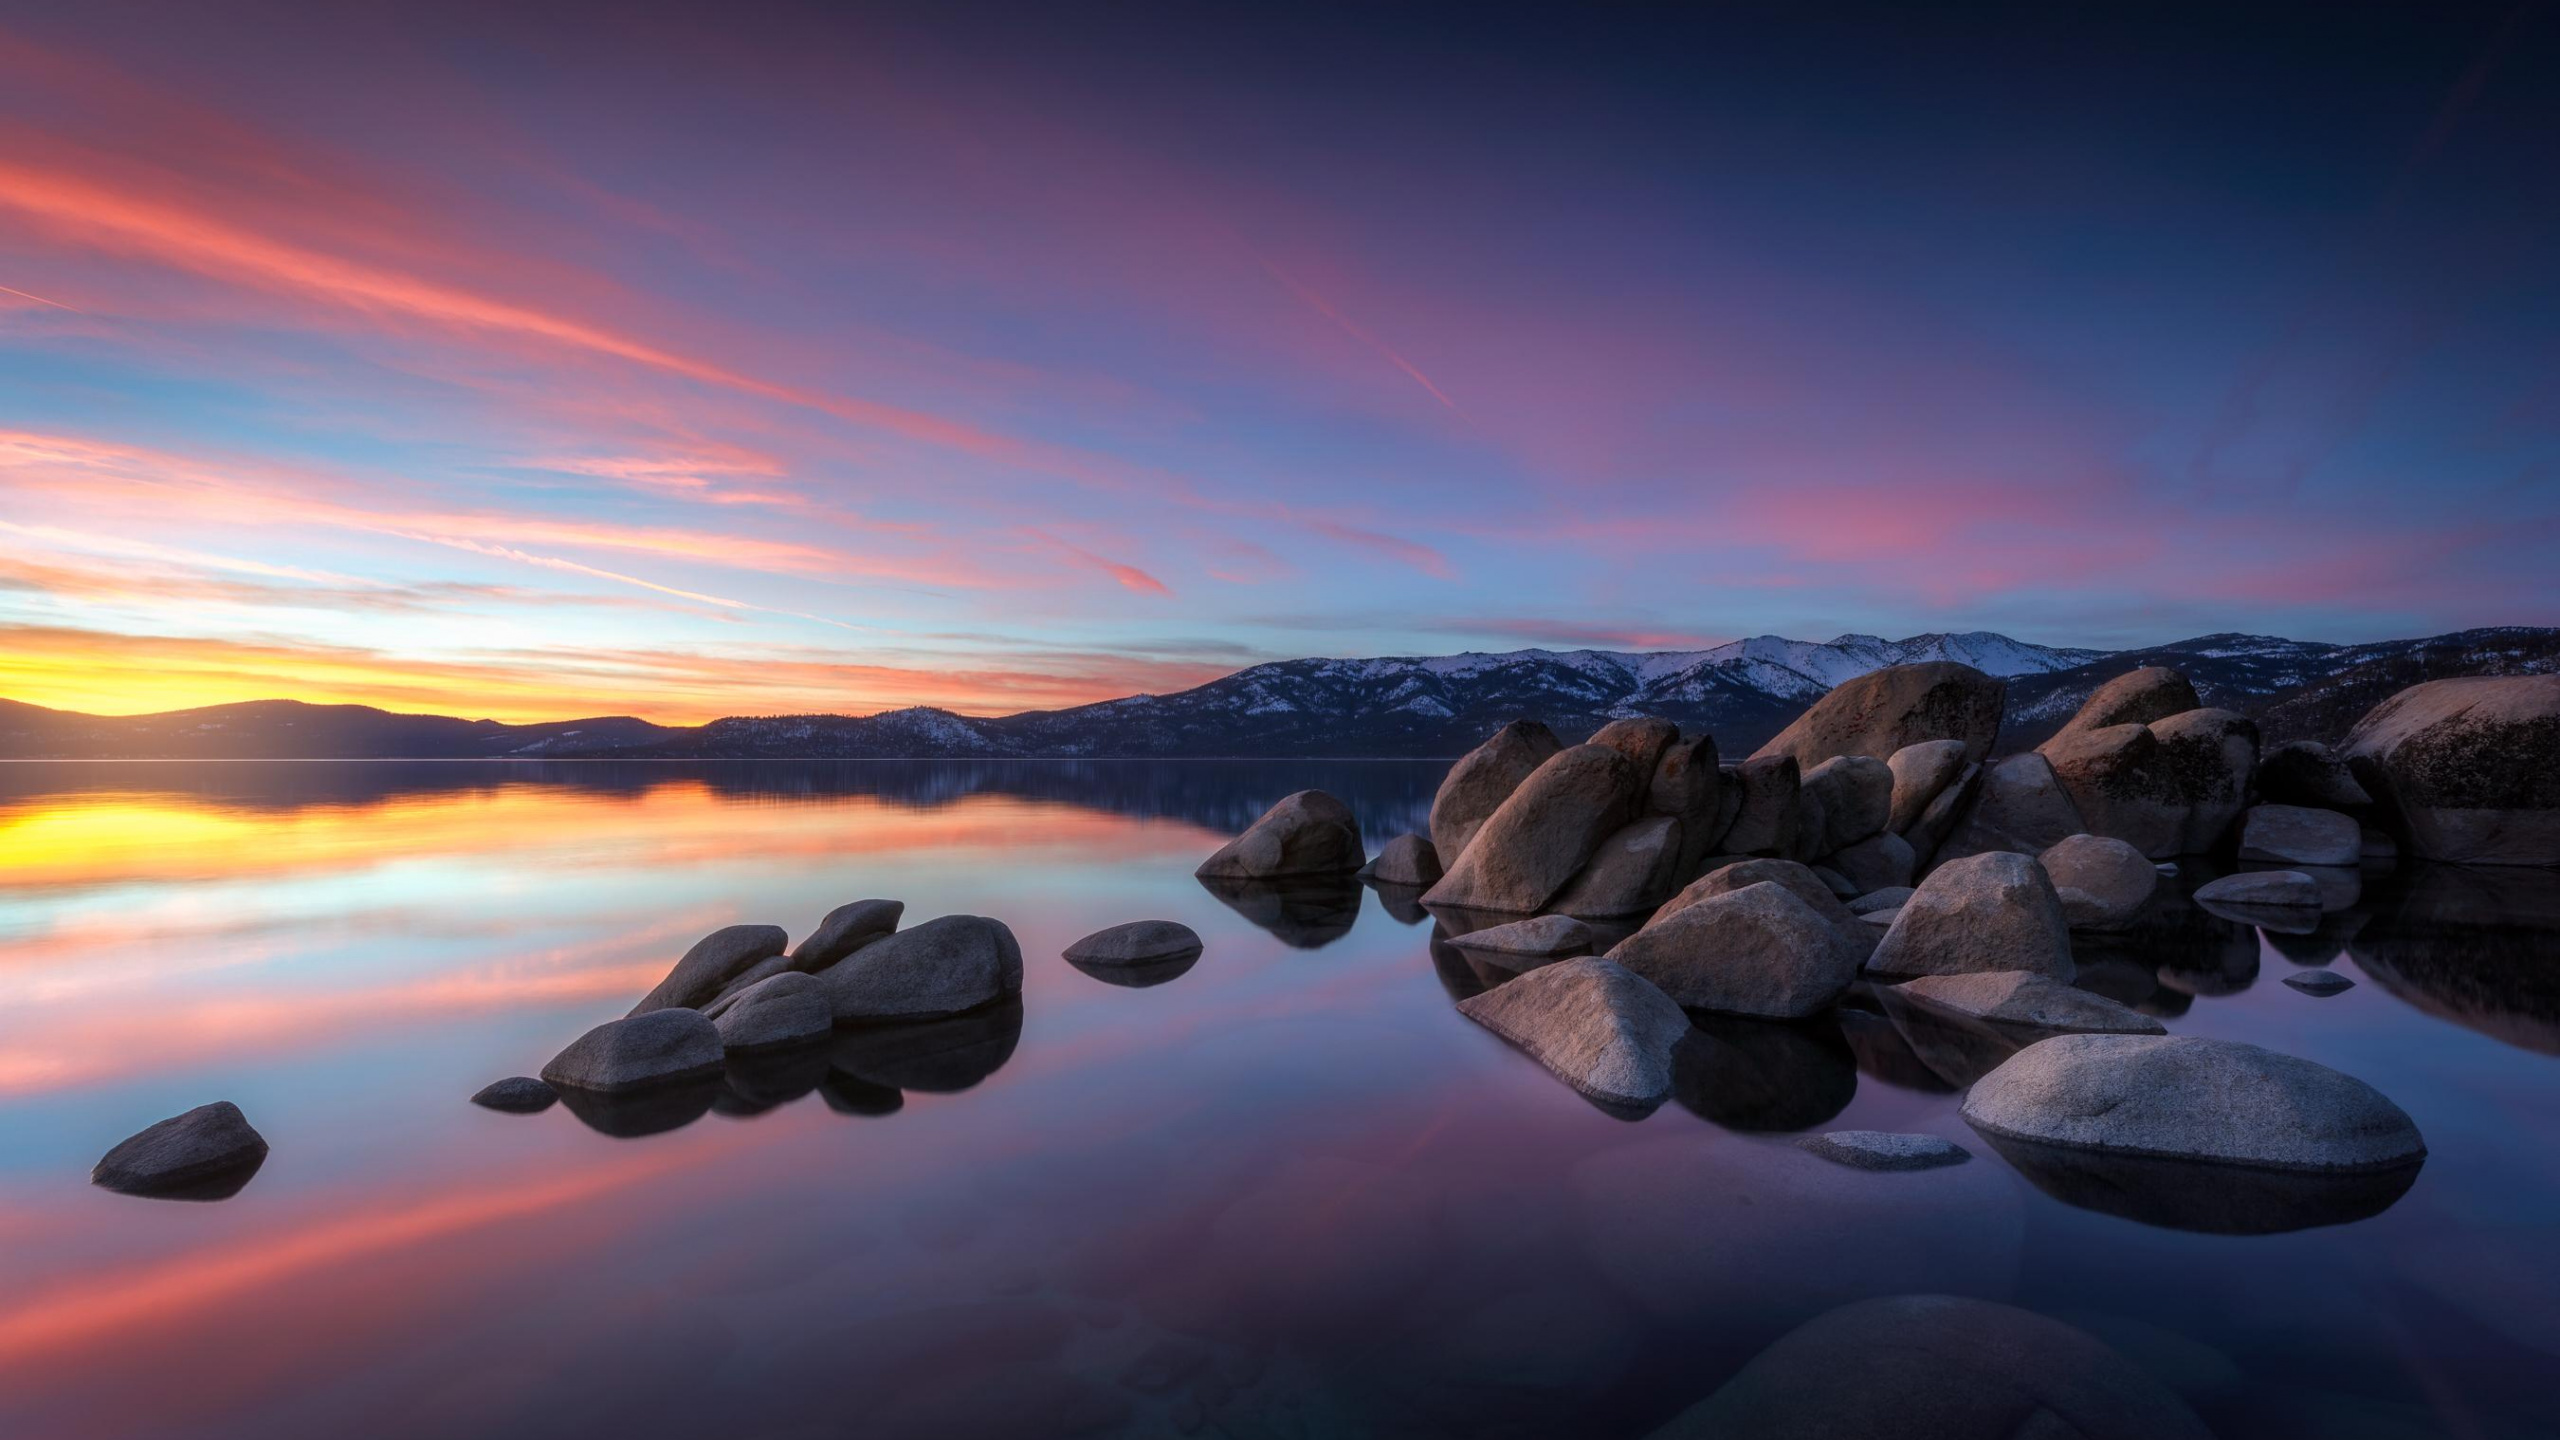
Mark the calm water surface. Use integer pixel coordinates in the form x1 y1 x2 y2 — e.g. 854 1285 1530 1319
2 761 2556 1440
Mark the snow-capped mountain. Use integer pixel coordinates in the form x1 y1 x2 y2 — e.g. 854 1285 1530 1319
5 628 2550 760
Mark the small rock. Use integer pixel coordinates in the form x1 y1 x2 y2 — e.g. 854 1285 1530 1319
1608 881 1862 1019
1449 913 1594 965
1195 790 1365 880
544 1008 726 1093
1847 886 1914 914
1455 956 1688 1109
2039 833 2158 929
471 1076 557 1113
792 899 904 971
713 971 835 1053
2238 804 2363 867
1063 920 1204 968
629 923 789 1015
1859 906 1900 927
819 914 1024 1023
1893 971 2164 1036
2155 861 2179 875
92 1101 269 1198
2193 869 2323 912
1361 832 1443 887
2285 969 2356 997
1795 1131 1971 1172
1869 851 2074 982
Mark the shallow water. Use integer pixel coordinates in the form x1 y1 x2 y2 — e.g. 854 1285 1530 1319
1 761 2555 1440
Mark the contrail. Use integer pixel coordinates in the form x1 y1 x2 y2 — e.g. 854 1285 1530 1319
0 281 83 312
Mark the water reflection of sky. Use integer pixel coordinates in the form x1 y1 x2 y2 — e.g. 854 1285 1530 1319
1 762 2556 1440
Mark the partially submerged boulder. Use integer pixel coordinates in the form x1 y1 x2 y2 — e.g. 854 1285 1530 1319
1454 957 1687 1110
1886 739 1969 835
93 1101 269 1199
1892 971 2164 1037
2343 675 2560 866
1195 790 1365 880
1447 912 1594 966
1423 745 1643 914
1869 851 2074 982
630 923 789 1015
712 971 834 1053
1753 662 2006 770
1549 815 1685 918
1430 720 1563 864
2286 969 2356 997
1962 1034 2425 1172
792 899 904 971
2038 833 2157 929
2193 869 2323 913
1361 832 1443 887
544 1009 726 1094
1608 881 1863 1018
471 1076 557 1113
2238 804 2362 867
1794 1131 1971 1172
818 914 1024 1023
1063 919 1203 969
2256 739 2372 810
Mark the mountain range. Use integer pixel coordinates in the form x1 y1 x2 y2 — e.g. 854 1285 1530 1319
6 627 2555 761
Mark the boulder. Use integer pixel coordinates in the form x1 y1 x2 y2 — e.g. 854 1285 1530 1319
2060 667 2204 735
1453 956 1687 1109
92 1101 269 1198
1893 971 2164 1036
1448 912 1594 966
1847 886 1914 914
1800 755 1893 854
1062 919 1203 969
712 971 834 1053
1753 662 2006 770
629 923 789 1015
1903 759 1982 869
2343 675 2560 866
2285 969 2356 996
818 914 1024 1023
1962 1033 2425 1172
2256 739 2373 810
1430 720 1563 864
1422 745 1643 915
470 1077 557 1113
1716 755 1801 857
1935 753 2084 862
1859 906 1899 928
2037 833 2157 930
792 899 904 971
1644 1295 2213 1440
1195 790 1365 880
1869 851 2074 982
2040 705 2259 858
1886 739 1969 834
543 1008 726 1094
1550 815 1685 918
1825 831 1914 895
1794 1131 1970 1172
1589 715 1678 777
1608 881 1863 1018
2238 804 2362 867
1651 857 1871 960
1648 733 1724 876
701 953 794 1016
2193 869 2322 912
1812 864 1857 896
1360 832 1442 887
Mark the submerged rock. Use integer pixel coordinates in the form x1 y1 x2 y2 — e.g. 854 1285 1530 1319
1360 832 1443 887
1194 790 1365 880
818 914 1024 1023
1448 912 1594 966
791 899 904 971
2285 969 2357 997
2344 674 2560 866
1963 1033 2425 1171
93 1101 269 1199
1753 662 2006 771
1454 956 1687 1110
1795 1131 1970 1171
1430 719 1563 865
1868 851 2074 982
1609 881 1862 1019
2239 804 2362 867
470 1076 557 1113
629 923 789 1015
1893 971 2164 1036
544 1008 726 1094
1062 919 1204 970
1423 745 1643 914
712 971 834 1053
2038 833 2158 929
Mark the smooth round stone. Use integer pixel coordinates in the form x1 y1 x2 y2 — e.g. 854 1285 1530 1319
1063 920 1204 968
1795 1131 1971 1172
93 1101 269 1199
542 1008 726 1094
471 1076 558 1113
2284 969 2356 997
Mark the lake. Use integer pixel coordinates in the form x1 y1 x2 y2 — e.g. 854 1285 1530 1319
2 761 2556 1439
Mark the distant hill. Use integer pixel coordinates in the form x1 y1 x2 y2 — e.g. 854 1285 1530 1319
5 627 2553 760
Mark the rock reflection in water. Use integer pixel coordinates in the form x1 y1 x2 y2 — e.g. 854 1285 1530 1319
1874 992 2026 1088
1424 928 1492 1002
1979 1133 2424 1234
715 1044 836 1115
831 998 1024 1092
1064 949 1202 989
1671 1014 1857 1132
1365 880 1433 926
554 1076 725 1138
2351 864 2560 1055
1835 1006 1958 1093
1195 874 1362 949
818 1072 905 1116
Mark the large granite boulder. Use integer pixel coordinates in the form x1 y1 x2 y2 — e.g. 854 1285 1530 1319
1886 739 1969 835
2037 833 2157 929
1902 760 1982 870
93 1101 269 1198
1799 755 1893 855
1195 790 1365 880
1869 851 2074 982
1423 745 1643 915
791 899 904 971
1430 720 1563 865
2343 675 2560 866
1589 715 1678 777
1893 971 2164 1036
1454 956 1687 1109
1644 1295 2213 1440
630 923 789 1015
1963 1034 2426 1172
712 971 834 1053
2238 804 2362 867
1608 882 1863 1018
2040 694 2259 858
1550 815 1686 918
1716 755 1801 856
1651 857 1870 959
2067 667 2205 734
1935 753 2084 863
1825 831 1915 895
544 1008 726 1093
818 914 1024 1023
2256 739 2372 810
1361 832 1443 887
1753 662 2005 770
1648 733 1724 877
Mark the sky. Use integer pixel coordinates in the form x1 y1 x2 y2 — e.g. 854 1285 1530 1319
2 0 2556 723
